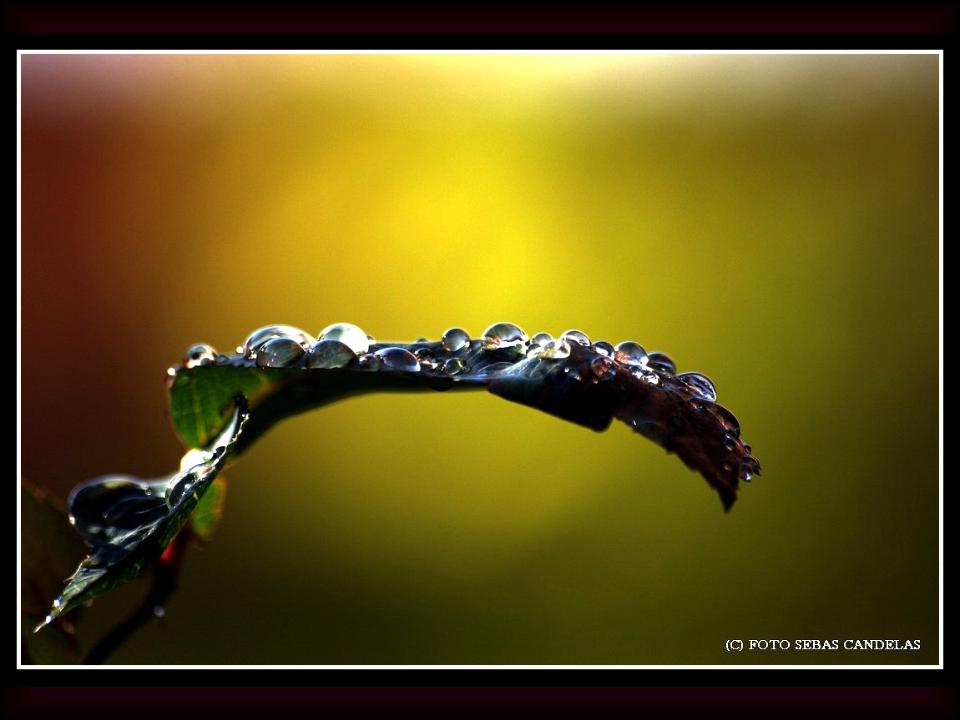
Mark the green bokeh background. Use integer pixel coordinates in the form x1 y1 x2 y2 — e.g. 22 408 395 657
20 53 939 664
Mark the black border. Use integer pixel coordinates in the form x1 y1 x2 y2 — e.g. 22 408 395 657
9 1 954 716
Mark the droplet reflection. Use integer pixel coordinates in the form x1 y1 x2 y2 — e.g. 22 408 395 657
374 347 421 372
678 372 717 402
441 327 470 352
646 352 676 374
614 341 648 367
242 325 312 358
255 337 305 368
182 343 216 369
305 340 356 369
482 322 528 351
318 323 370 355
560 329 591 346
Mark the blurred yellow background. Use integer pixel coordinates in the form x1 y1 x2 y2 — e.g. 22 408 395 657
20 53 939 664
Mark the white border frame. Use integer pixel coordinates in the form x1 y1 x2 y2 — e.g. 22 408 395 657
16 49 944 671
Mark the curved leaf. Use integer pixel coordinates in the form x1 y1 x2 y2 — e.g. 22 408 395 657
36 398 249 631
40 323 761 632
168 327 761 510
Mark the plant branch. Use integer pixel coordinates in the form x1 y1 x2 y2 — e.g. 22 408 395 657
83 529 192 664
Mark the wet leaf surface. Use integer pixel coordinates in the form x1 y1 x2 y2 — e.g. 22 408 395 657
39 321 761 632
169 323 761 510
37 399 248 630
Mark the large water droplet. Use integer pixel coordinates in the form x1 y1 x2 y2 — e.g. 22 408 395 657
255 337 306 368
482 322 528 351
318 322 370 355
374 347 420 372
529 332 553 348
441 327 470 352
443 357 465 375
677 372 717 402
614 341 648 367
592 341 615 357
183 343 216 369
560 329 591 346
242 325 312 358
305 340 356 369
646 352 676 374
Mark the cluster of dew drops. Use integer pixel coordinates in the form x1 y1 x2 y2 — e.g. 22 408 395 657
174 322 720 406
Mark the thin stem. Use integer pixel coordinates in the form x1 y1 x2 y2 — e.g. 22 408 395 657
83 530 191 664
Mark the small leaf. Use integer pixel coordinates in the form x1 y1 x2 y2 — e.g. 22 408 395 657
36 397 249 630
189 475 226 541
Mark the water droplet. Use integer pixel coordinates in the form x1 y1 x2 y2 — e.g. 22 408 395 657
744 444 752 454
482 322 528 351
537 339 571 359
53 597 64 610
642 372 659 385
358 353 382 371
374 347 420 372
242 325 312 358
183 343 216 369
723 431 737 451
677 372 717 402
305 340 356 369
529 332 553 348
590 356 616 380
443 357 465 375
614 341 648 367
739 464 753 482
318 322 370 355
414 347 438 369
560 329 591 346
255 337 305 368
646 352 676 374
153 605 166 618
592 341 615 357
441 327 471 352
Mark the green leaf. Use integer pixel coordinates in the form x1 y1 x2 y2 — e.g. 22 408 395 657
189 475 226 541
36 398 249 631
168 365 274 450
